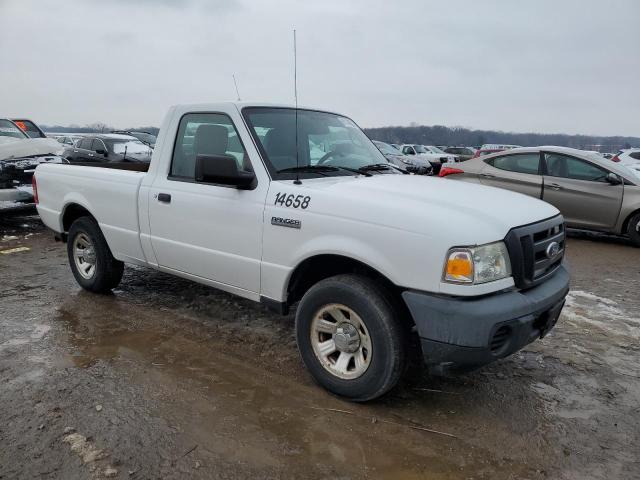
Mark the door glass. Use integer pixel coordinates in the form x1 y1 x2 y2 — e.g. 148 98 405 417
545 153 608 182
91 139 105 152
78 138 92 150
170 113 247 180
488 153 540 174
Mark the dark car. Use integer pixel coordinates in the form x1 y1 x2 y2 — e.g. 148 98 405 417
444 146 476 161
64 134 152 164
372 140 432 175
111 130 157 148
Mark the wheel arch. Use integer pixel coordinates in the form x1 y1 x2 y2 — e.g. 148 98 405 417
284 253 416 331
621 207 640 235
61 202 96 235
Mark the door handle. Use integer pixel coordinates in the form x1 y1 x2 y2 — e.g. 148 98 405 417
157 193 172 203
481 173 495 178
547 183 562 190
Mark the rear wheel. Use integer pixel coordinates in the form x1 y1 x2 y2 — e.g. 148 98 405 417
295 274 407 401
67 216 124 292
628 212 640 247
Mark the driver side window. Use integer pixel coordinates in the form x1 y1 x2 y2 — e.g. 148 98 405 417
545 153 608 182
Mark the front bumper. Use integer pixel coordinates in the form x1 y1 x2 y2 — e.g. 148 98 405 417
402 265 570 374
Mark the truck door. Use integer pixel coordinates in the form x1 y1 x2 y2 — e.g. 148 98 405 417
542 152 623 229
147 112 265 294
479 152 543 198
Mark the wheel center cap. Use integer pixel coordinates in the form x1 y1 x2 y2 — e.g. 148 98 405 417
334 323 360 353
83 247 96 264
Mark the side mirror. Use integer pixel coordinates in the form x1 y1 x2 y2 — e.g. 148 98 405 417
606 172 622 185
406 150 415 155
95 148 107 156
195 154 255 189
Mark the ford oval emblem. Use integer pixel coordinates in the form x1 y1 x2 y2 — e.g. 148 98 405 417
546 241 560 259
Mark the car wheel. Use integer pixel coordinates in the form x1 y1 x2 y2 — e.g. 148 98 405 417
67 216 124 292
628 212 640 247
295 274 407 401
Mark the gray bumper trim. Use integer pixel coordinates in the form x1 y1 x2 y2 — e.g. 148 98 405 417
402 265 570 349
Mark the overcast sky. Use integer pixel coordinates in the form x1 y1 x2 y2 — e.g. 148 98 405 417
0 0 638 136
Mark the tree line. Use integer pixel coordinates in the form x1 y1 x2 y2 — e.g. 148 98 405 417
363 125 639 153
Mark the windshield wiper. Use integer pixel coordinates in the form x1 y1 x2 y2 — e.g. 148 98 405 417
277 165 372 177
358 163 399 172
277 165 336 176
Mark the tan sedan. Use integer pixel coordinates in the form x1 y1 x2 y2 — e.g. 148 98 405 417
440 146 640 246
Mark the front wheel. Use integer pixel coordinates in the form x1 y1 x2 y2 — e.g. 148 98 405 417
628 212 640 247
67 216 124 292
295 274 407 401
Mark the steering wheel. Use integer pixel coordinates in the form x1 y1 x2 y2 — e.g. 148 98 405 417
317 150 340 165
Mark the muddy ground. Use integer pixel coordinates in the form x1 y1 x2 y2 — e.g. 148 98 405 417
1 212 639 479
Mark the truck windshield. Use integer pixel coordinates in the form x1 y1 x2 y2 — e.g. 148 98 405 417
242 107 389 179
0 119 28 139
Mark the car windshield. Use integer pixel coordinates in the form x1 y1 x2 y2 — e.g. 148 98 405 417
130 132 156 145
109 140 151 155
374 141 402 155
413 145 427 153
12 119 46 138
0 119 28 139
243 108 388 179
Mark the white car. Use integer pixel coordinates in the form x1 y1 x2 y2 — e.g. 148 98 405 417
400 144 456 173
423 145 458 162
612 149 640 175
34 102 569 401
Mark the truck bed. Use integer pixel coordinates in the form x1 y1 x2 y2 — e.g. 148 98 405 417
35 163 149 264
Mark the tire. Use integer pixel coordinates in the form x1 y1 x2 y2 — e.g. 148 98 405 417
295 274 407 401
67 216 124 293
628 212 640 247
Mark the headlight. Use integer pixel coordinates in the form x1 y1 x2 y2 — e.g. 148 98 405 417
443 241 511 284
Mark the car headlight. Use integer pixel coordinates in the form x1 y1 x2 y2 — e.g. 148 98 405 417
443 241 511 284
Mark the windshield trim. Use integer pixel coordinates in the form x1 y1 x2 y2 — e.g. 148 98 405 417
241 106 386 181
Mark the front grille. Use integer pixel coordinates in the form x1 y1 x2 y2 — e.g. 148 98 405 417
504 215 565 289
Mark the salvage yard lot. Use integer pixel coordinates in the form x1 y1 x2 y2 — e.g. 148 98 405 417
1 214 639 480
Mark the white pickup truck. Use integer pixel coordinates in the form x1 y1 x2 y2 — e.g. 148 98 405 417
34 102 570 401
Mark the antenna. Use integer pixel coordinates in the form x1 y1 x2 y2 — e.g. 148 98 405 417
293 29 301 185
232 74 241 101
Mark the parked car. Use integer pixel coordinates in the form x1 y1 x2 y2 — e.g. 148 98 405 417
444 146 477 161
0 118 65 207
472 144 521 158
34 102 570 401
611 149 640 176
64 134 152 164
11 118 47 139
439 146 640 246
111 130 157 148
400 144 454 174
372 140 432 175
422 145 458 162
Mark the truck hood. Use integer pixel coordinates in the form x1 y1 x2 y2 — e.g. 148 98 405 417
0 137 64 161
295 175 560 245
